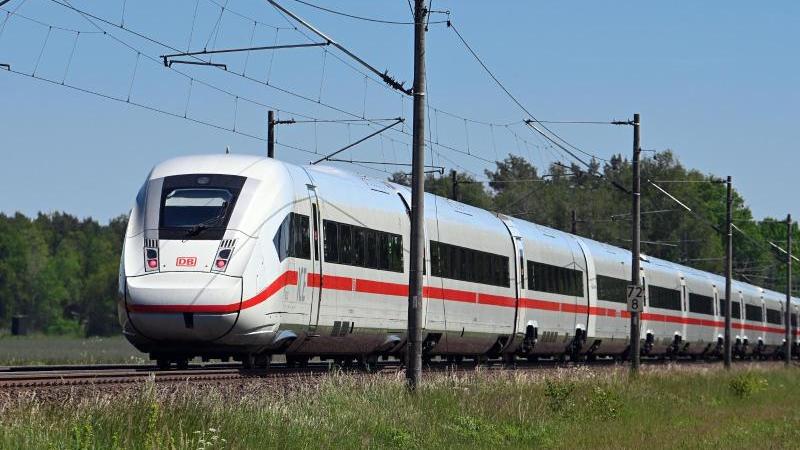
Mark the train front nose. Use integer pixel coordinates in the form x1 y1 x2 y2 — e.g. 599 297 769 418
125 272 243 342
123 172 253 344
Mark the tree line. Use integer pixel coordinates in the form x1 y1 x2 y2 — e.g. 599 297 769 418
0 151 796 336
0 213 126 336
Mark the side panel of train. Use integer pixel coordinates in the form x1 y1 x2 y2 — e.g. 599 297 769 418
265 165 800 360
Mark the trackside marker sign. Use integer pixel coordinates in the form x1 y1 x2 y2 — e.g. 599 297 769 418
627 285 644 312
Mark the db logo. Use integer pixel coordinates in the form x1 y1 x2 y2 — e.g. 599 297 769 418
176 257 197 267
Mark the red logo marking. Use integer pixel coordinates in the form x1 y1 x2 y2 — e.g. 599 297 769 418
176 257 197 267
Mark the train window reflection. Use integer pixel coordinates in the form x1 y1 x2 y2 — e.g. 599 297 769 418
162 188 232 228
322 220 403 273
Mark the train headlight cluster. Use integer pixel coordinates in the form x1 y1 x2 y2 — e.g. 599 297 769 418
212 247 233 272
144 242 159 272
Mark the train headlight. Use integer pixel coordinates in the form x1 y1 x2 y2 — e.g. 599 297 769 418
212 245 234 273
144 243 159 272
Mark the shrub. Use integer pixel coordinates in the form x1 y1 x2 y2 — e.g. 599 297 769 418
729 372 768 398
587 386 624 420
544 379 576 415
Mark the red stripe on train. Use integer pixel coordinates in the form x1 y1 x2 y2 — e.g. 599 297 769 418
128 270 793 335
126 270 298 314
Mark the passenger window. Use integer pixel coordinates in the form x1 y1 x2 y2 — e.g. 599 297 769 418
366 230 378 269
388 234 403 272
324 221 339 263
648 285 682 311
766 308 782 325
339 224 353 265
273 213 311 261
353 227 365 267
689 293 714 315
429 240 509 287
293 214 310 259
378 232 389 270
527 261 583 296
745 303 763 322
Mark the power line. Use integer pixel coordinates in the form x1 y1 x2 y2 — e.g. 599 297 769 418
267 0 411 95
46 0 548 174
447 20 608 166
2 10 413 172
647 180 721 233
311 118 404 164
0 6 102 34
205 0 289 30
289 0 446 25
2 66 271 144
528 120 620 125
46 0 347 123
37 0 589 182
288 117 400 124
47 0 372 122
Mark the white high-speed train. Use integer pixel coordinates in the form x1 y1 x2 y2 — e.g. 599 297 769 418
118 154 800 368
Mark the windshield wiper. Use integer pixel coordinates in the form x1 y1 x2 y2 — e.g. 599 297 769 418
183 201 229 237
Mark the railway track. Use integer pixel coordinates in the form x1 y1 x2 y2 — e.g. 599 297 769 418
0 362 345 388
1 358 790 389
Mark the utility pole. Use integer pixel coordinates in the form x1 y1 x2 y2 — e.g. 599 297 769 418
267 110 276 158
630 113 641 375
786 214 792 366
571 210 578 235
266 110 296 159
724 176 733 369
406 0 427 390
451 170 459 201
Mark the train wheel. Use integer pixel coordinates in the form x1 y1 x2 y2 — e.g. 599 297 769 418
175 358 189 370
242 354 255 369
254 354 271 369
360 355 379 373
156 358 171 370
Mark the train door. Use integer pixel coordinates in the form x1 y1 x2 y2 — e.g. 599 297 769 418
565 237 589 337
572 238 595 341
394 188 433 334
712 285 721 342
499 217 526 343
639 271 649 348
306 185 323 330
678 275 687 342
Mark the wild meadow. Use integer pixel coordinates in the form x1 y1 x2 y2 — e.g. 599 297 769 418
1 363 799 449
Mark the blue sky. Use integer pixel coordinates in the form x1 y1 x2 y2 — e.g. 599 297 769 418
1 1 798 223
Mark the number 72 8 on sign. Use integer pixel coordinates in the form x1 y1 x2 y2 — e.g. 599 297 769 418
626 285 645 312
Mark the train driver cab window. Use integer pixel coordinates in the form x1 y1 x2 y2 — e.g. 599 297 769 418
162 188 232 228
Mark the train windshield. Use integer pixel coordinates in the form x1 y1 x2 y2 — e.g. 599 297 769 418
158 174 246 239
162 188 232 228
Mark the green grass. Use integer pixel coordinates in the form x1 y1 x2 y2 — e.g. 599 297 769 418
1 364 799 449
0 335 145 366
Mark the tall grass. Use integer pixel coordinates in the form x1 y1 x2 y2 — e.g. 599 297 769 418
1 364 799 449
